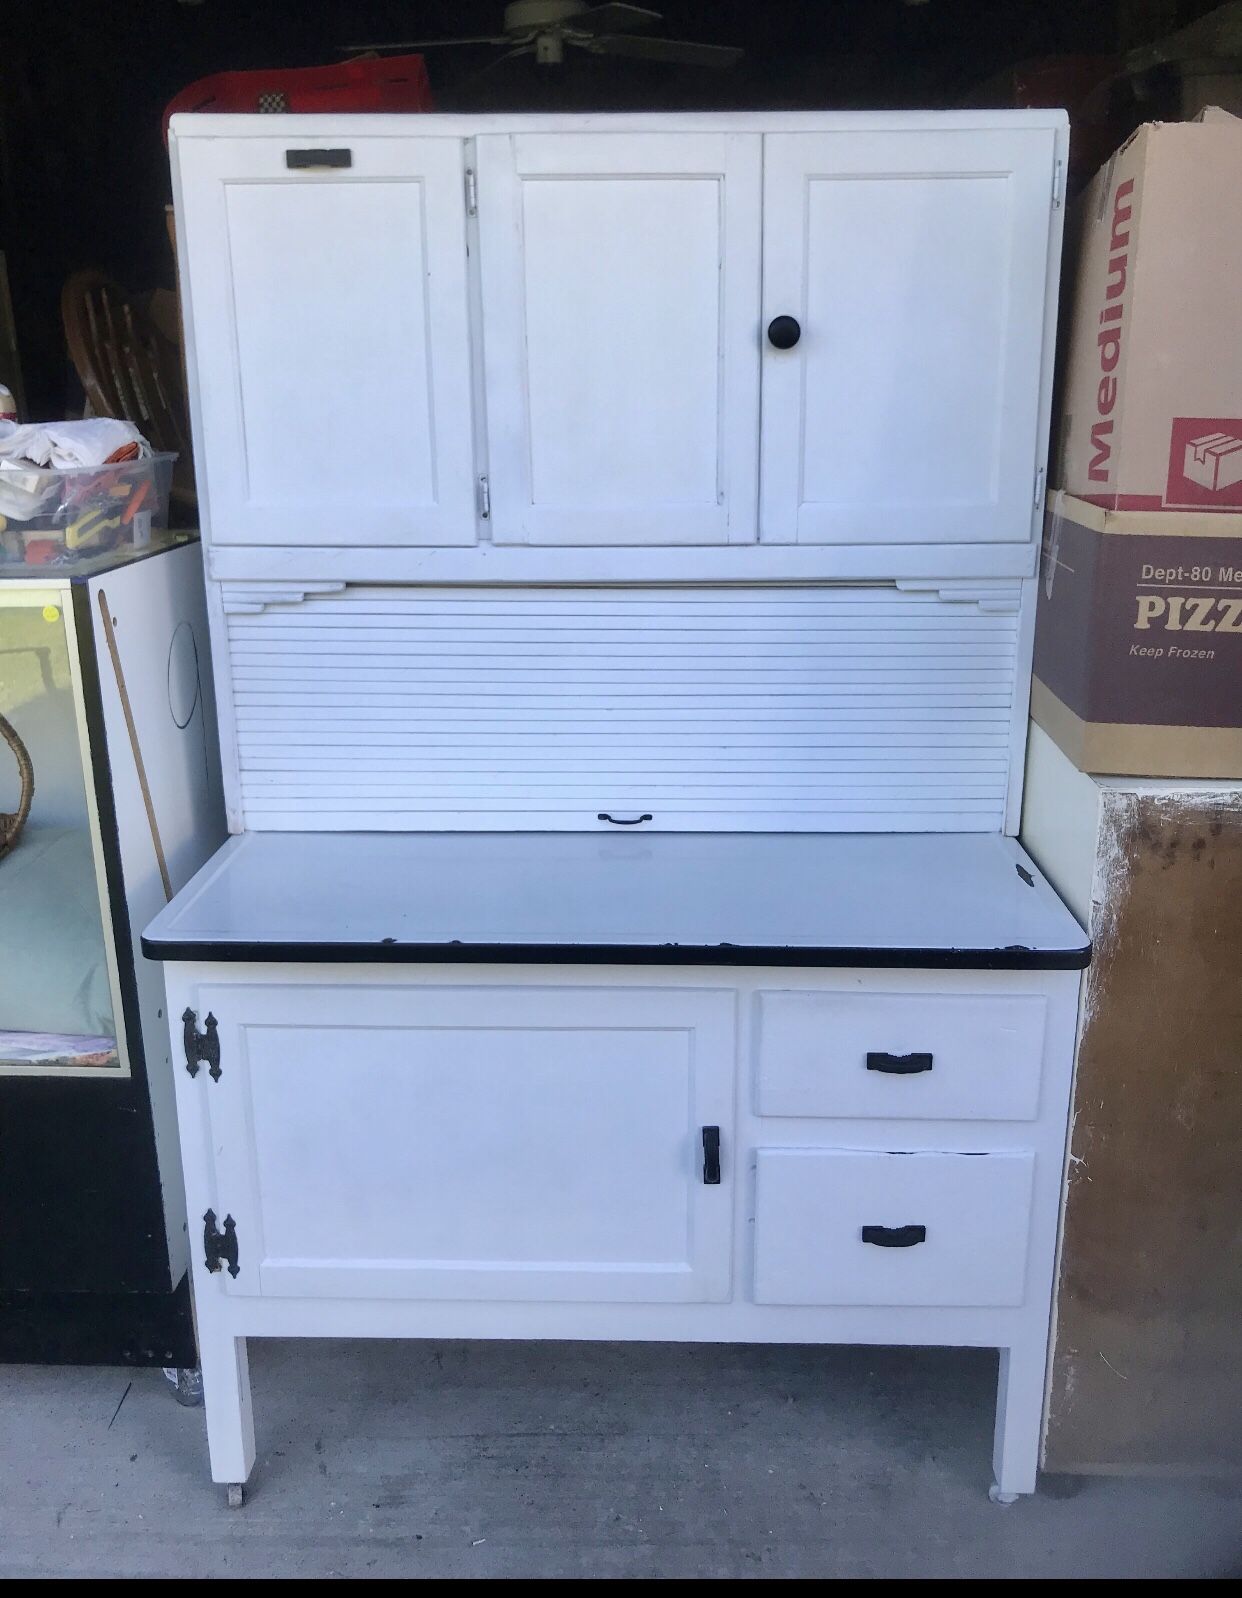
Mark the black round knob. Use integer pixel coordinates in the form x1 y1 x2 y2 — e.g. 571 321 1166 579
767 314 801 350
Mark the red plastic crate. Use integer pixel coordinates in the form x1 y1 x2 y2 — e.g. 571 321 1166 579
163 55 433 144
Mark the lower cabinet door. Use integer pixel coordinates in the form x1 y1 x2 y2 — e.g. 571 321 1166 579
196 983 735 1303
752 1148 1035 1308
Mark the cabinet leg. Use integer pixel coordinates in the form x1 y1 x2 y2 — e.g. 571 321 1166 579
991 1343 1047 1500
200 1332 256 1489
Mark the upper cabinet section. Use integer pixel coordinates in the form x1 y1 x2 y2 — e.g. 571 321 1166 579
760 130 1056 546
171 114 1065 564
476 133 761 546
175 135 478 546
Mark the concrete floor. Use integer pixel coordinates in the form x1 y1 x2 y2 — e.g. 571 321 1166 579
1 1340 1238 1578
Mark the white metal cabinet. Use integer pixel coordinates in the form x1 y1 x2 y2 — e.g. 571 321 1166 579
174 134 478 546
476 132 762 546
157 112 1079 1509
194 982 735 1303
759 129 1057 546
150 852 1086 1504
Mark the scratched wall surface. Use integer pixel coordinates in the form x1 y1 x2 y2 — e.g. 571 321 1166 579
1046 791 1242 1472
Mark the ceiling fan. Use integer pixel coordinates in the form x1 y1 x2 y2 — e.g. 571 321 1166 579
345 1 744 69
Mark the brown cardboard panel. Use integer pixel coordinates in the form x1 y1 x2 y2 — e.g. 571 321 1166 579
1045 792 1242 1473
1031 679 1242 779
1033 494 1242 777
1050 497 1242 538
1057 112 1242 511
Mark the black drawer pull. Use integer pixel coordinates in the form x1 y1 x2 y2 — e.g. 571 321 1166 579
861 1224 926 1248
866 1051 933 1075
701 1125 721 1185
286 148 352 170
597 811 652 826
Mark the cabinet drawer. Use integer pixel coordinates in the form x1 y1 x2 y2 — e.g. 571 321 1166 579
754 990 1046 1121
752 1148 1035 1307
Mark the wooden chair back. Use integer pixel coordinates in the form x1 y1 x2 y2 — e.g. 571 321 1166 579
60 270 196 513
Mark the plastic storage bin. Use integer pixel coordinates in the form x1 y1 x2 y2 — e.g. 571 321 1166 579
161 54 433 143
0 452 176 566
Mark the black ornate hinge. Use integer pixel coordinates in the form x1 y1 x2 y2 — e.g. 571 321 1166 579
203 1209 240 1278
183 1008 221 1080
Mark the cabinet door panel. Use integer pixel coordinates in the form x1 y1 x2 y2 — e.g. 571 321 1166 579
760 130 1056 545
197 983 734 1303
175 135 477 545
477 133 761 545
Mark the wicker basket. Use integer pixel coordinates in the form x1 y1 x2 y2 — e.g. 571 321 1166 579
0 711 34 859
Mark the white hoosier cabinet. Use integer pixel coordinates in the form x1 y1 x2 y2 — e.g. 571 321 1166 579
147 111 1087 1507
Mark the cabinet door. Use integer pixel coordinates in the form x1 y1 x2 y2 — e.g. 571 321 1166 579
175 135 477 545
760 130 1056 545
197 983 734 1303
476 132 761 545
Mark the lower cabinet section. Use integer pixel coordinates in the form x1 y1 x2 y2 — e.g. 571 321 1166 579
197 982 735 1303
166 964 1079 1497
752 1148 1036 1308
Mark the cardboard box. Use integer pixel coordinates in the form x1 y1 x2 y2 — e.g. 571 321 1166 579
1056 107 1242 512
1032 491 1242 777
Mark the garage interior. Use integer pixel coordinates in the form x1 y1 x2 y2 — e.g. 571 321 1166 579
1 0 1239 1581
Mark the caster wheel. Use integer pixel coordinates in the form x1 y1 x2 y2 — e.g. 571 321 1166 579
226 1483 246 1509
989 1484 1020 1505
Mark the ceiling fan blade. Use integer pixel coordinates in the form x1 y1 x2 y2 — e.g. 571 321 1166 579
471 41 539 78
584 33 743 68
572 3 663 37
343 37 509 55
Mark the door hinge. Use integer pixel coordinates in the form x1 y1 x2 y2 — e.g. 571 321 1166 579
203 1209 240 1278
1051 158 1065 209
465 166 478 216
477 474 491 519
1034 465 1046 509
183 1008 221 1081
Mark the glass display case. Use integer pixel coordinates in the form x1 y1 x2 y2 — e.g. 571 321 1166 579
1 582 125 1072
0 533 224 1365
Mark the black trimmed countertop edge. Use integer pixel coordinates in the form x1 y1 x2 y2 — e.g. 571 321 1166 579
142 936 1092 971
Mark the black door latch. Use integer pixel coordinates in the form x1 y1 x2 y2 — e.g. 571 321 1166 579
285 148 352 169
701 1125 721 1185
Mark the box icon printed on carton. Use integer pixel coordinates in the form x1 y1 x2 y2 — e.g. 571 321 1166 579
1174 422 1242 499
